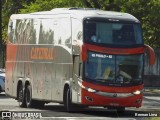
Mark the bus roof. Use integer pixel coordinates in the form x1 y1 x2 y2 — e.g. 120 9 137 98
10 8 140 23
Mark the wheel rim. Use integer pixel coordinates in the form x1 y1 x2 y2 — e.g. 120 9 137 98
18 87 23 104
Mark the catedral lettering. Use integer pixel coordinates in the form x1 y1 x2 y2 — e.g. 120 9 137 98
31 48 54 60
6 8 155 113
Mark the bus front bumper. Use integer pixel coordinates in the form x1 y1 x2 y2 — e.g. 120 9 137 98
81 89 143 108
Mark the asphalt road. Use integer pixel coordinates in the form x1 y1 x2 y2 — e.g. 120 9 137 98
0 92 160 120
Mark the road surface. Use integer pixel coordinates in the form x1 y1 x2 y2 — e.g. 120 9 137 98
0 92 160 120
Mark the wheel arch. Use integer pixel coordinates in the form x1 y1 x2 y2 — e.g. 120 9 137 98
16 78 32 99
25 80 31 90
16 79 23 100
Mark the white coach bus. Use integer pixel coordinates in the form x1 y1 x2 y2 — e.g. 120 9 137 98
5 8 155 112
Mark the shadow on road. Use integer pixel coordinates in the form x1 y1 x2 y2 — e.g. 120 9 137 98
38 104 159 118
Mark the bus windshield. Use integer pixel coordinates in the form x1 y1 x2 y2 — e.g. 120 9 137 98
84 20 143 46
84 51 143 86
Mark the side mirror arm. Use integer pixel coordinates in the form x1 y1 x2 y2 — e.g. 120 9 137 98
144 44 155 65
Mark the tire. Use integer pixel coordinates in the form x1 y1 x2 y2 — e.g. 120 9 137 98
25 85 45 108
64 87 74 112
25 85 33 108
18 85 26 107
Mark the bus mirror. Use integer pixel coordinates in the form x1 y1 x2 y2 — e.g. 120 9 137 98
81 45 87 61
144 44 155 65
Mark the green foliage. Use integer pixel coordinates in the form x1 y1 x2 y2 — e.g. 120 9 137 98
1 0 160 48
83 0 121 11
20 0 85 13
1 0 35 41
115 0 160 48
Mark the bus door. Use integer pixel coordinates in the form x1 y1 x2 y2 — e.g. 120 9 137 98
72 55 82 103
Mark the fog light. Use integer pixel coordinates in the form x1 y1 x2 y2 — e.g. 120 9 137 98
135 99 141 104
85 96 93 102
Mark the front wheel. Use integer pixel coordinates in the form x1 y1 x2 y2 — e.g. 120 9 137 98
64 87 74 112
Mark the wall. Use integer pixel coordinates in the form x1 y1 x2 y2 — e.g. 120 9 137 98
144 48 160 87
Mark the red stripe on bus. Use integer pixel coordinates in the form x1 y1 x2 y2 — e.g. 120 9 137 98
82 44 144 55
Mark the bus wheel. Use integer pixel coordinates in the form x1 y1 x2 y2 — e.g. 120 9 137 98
18 85 26 107
64 87 74 112
25 85 33 108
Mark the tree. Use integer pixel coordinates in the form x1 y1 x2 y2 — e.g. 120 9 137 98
20 0 85 13
0 0 4 68
115 0 160 48
83 0 120 11
0 0 2 47
2 0 160 48
83 0 160 48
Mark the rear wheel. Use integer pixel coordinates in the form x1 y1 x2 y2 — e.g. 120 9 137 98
18 85 26 107
25 85 33 108
25 85 45 108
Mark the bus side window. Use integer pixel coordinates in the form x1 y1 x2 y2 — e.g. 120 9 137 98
73 55 82 78
8 21 13 43
72 18 82 43
9 21 13 32
8 20 16 43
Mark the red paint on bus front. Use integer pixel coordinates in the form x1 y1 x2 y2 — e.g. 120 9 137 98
81 81 143 107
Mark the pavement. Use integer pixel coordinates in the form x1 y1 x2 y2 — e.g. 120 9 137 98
144 87 160 96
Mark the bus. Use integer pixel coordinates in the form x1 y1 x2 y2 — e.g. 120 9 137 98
5 8 155 112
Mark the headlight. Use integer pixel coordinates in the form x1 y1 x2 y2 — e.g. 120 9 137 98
88 88 96 93
133 90 141 95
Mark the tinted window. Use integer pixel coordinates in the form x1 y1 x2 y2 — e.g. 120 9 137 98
84 51 143 86
84 20 143 46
